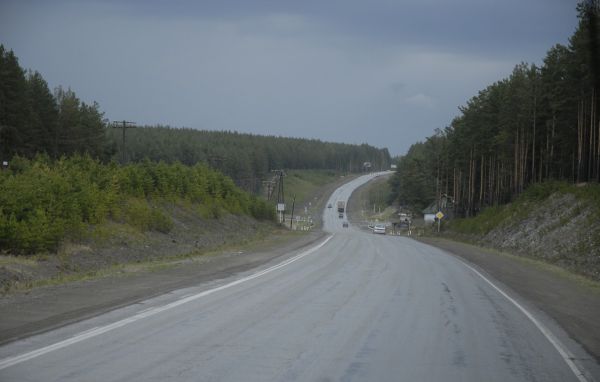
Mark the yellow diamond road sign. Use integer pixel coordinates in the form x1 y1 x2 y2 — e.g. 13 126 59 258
435 211 444 220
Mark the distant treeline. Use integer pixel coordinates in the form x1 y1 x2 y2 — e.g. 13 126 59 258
0 44 390 193
390 1 600 215
108 126 391 192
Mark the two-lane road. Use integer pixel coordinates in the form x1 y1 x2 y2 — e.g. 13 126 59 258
0 172 594 381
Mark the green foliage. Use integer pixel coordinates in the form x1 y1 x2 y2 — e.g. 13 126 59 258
106 126 391 193
450 205 509 236
518 181 569 202
284 170 339 208
389 3 600 216
0 45 112 161
449 181 600 236
120 198 174 233
389 140 438 212
0 155 274 254
367 180 392 212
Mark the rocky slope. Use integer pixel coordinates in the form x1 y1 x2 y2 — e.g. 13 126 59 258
448 183 600 280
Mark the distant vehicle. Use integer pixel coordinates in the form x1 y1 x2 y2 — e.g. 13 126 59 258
337 201 345 213
328 203 333 208
373 224 386 234
343 221 349 228
338 212 344 219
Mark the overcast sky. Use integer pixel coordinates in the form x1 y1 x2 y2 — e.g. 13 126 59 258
0 0 579 155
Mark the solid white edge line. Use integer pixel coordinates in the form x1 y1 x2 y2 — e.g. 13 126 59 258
458 259 590 382
0 234 335 371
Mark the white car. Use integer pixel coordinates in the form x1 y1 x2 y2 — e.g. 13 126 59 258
373 224 386 234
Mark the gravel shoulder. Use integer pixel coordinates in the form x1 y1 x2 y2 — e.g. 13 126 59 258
0 229 326 345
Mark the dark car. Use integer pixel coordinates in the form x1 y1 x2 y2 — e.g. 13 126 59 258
343 221 348 228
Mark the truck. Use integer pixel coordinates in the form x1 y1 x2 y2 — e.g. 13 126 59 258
337 201 345 213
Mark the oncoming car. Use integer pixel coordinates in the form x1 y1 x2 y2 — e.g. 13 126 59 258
328 203 332 208
343 221 348 228
373 224 386 234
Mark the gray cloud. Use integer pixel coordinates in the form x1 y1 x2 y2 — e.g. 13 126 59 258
0 0 579 154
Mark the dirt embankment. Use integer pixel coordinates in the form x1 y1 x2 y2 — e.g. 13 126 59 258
483 193 599 279
0 204 277 293
447 187 600 281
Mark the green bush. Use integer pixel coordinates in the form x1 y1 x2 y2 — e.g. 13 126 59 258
120 198 174 233
519 181 568 203
0 155 274 254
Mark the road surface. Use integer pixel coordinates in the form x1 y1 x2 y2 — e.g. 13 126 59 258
0 172 595 381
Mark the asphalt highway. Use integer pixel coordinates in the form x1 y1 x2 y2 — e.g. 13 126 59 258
0 172 595 381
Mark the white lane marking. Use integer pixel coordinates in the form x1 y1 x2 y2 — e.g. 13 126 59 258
459 260 590 382
0 234 334 370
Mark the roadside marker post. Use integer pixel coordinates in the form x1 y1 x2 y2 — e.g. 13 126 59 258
435 211 444 233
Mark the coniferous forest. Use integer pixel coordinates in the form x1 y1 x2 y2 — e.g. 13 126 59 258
107 126 391 192
390 1 600 215
0 45 110 160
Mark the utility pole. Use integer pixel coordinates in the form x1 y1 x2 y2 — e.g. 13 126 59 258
272 169 286 223
111 121 136 164
262 179 276 200
290 194 296 230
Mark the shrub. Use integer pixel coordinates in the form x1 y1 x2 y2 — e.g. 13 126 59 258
0 155 274 254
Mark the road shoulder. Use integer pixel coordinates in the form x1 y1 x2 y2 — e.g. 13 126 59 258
0 229 326 346
417 236 600 364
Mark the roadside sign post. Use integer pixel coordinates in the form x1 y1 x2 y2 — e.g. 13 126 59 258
277 203 285 223
435 211 444 233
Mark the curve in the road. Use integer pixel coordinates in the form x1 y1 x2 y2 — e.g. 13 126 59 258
0 171 595 382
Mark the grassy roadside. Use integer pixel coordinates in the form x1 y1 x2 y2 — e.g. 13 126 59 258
347 174 395 223
2 226 305 294
285 170 343 215
284 170 358 228
448 182 600 237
